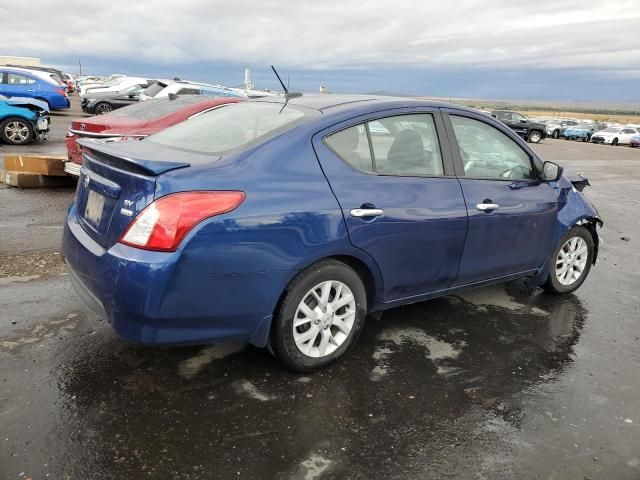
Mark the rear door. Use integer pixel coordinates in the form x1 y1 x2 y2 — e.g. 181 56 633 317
4 72 37 98
314 109 468 303
442 110 558 285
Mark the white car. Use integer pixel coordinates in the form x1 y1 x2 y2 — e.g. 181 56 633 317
138 79 177 101
80 77 152 99
591 127 640 146
141 80 248 100
79 74 127 96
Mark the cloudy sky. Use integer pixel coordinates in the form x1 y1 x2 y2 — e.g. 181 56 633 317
4 0 640 102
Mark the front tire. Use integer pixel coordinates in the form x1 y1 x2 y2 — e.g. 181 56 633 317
612 138 619 146
543 226 594 295
271 259 367 372
552 130 559 139
94 102 113 115
528 130 542 143
0 117 35 145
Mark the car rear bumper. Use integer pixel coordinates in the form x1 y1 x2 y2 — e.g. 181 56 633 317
62 205 283 347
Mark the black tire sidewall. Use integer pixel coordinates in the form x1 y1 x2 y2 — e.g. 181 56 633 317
95 102 112 114
0 117 35 145
272 260 367 372
544 226 594 294
528 130 542 143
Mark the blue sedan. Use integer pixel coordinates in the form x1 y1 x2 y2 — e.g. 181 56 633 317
62 95 602 371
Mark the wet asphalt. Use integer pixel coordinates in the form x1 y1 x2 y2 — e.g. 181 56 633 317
1 103 640 479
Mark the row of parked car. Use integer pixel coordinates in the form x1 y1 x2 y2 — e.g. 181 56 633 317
487 108 640 147
76 74 278 114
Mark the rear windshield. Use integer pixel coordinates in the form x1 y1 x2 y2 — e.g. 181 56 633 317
106 95 213 120
146 102 315 154
143 82 168 97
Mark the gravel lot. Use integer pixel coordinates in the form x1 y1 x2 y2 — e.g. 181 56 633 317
1 97 640 479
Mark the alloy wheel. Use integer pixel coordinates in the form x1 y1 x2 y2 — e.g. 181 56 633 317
4 121 30 143
95 103 113 115
293 280 356 358
555 237 588 286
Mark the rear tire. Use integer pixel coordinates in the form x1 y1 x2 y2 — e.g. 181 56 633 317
552 130 559 139
543 226 594 295
271 259 367 372
0 117 35 145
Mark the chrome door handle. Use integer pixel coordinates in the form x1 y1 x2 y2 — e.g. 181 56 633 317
27 89 35 92
476 203 499 211
350 208 384 218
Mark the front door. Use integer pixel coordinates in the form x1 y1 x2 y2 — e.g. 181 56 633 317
443 111 558 285
314 110 468 303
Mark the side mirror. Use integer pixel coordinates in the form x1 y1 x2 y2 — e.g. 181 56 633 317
542 161 563 182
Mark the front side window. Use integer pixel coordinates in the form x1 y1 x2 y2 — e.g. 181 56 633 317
450 115 535 180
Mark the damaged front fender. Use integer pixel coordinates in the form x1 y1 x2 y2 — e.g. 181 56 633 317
530 171 602 287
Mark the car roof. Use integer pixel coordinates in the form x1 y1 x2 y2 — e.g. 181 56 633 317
251 94 457 112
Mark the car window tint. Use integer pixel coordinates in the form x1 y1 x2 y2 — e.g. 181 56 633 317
450 115 535 180
324 125 373 172
368 114 444 176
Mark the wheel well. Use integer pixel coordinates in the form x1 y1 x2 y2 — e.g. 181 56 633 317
272 255 378 319
577 218 602 264
329 255 377 309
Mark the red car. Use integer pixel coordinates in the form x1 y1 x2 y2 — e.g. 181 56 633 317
65 96 243 175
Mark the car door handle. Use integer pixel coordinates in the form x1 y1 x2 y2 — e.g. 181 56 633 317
350 208 384 218
476 203 499 211
27 89 35 92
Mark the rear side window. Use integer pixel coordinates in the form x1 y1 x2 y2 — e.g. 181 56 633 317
450 115 535 180
146 102 314 154
324 113 445 176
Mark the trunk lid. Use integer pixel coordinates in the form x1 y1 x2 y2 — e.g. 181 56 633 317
75 139 194 249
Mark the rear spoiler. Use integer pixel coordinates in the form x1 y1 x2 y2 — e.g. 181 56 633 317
77 138 191 176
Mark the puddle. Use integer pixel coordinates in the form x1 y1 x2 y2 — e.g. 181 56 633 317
370 327 465 381
177 343 244 379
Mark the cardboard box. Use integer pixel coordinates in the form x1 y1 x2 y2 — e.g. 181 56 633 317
1 170 75 188
3 155 68 176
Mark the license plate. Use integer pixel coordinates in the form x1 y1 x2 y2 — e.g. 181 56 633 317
36 118 48 130
84 190 105 226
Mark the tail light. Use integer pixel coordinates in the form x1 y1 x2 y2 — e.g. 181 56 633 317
119 191 246 252
56 87 68 97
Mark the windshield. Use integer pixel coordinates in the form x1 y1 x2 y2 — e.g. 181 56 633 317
143 82 168 97
146 102 316 154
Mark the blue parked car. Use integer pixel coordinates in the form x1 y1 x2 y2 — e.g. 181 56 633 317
563 125 593 142
0 95 50 145
62 95 602 371
0 68 70 110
